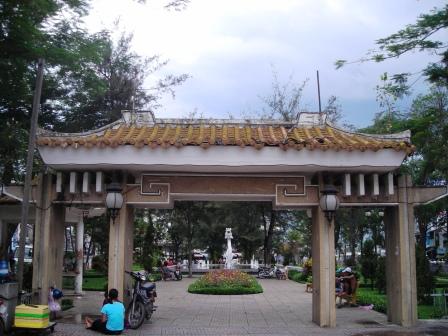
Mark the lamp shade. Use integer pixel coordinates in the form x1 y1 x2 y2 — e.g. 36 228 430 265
319 185 340 221
319 193 339 212
105 191 123 210
105 182 123 220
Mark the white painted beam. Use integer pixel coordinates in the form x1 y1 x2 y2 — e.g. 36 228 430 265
82 172 89 194
358 174 365 196
387 172 394 195
56 172 62 193
69 172 76 194
372 174 380 196
96 171 103 193
343 174 351 196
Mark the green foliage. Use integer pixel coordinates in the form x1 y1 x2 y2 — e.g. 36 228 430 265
91 255 108 274
360 240 377 289
83 276 108 291
336 4 448 86
62 276 74 290
288 270 308 283
188 270 263 295
357 288 387 314
0 1 188 184
416 244 435 304
375 256 386 294
61 298 74 311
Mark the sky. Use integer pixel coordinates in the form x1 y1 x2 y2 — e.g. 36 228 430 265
84 0 445 127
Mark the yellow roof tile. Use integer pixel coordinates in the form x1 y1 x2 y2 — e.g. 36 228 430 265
36 122 414 154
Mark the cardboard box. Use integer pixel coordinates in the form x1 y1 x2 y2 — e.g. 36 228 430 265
15 304 49 328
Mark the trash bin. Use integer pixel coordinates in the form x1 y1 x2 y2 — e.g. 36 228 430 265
0 282 18 332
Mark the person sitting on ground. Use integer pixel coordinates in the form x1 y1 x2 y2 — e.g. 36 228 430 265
85 288 125 335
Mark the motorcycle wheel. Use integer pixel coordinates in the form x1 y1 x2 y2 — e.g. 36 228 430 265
257 271 264 279
127 300 145 329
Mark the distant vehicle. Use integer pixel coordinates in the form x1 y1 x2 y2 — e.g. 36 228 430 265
13 245 33 264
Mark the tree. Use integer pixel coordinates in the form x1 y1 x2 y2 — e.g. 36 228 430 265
0 1 189 183
416 244 435 304
360 239 377 290
0 0 99 183
336 4 448 87
59 31 188 133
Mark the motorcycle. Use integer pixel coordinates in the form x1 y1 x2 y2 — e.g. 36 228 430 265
125 271 157 329
174 264 183 280
162 264 182 281
257 265 286 280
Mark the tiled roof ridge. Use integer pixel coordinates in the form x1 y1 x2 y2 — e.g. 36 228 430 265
36 117 414 154
329 124 411 143
37 118 411 142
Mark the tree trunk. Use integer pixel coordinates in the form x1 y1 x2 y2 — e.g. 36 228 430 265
263 209 276 265
186 213 193 278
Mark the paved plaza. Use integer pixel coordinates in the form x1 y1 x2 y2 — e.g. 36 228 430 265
52 278 448 336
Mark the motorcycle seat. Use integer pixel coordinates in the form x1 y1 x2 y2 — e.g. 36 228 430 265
141 282 156 290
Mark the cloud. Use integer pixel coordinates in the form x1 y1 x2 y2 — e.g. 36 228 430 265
84 0 445 126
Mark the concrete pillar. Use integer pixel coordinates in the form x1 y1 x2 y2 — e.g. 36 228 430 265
384 175 417 326
32 173 65 304
0 219 7 260
74 216 84 295
108 204 134 305
311 205 336 327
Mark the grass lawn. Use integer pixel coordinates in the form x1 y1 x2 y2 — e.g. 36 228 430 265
62 266 162 291
357 287 442 319
83 276 107 291
435 275 448 287
288 270 448 320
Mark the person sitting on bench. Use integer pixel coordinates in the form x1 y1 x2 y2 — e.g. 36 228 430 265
336 267 358 307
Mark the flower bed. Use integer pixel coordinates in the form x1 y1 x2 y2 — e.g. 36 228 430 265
188 270 263 295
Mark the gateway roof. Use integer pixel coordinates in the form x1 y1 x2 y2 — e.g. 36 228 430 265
37 113 413 154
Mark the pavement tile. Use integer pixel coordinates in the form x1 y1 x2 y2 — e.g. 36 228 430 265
52 277 448 336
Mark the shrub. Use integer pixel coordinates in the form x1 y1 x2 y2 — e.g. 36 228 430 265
375 256 386 293
360 240 377 289
416 244 435 304
61 298 73 311
288 270 308 283
92 255 108 274
357 290 387 314
303 258 312 276
288 269 299 280
188 270 263 295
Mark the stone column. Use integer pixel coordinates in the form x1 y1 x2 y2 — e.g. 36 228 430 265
74 215 84 295
312 205 336 327
384 175 417 326
32 173 65 303
108 203 134 305
0 219 7 260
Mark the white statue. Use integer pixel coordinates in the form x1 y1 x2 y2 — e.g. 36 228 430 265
224 228 234 269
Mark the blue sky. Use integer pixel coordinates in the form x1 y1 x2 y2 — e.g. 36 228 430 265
85 0 445 128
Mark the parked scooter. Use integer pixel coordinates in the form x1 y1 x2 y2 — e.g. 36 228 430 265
161 264 182 281
257 265 285 279
125 271 156 329
174 264 183 280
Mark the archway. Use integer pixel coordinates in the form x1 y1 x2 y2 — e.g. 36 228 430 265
5 111 447 327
